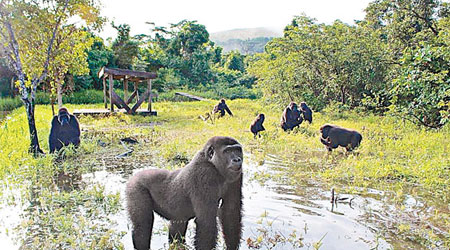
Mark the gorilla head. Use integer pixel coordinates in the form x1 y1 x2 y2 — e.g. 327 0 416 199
206 136 243 183
57 108 71 126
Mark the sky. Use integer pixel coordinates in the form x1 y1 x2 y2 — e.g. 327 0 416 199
99 0 374 39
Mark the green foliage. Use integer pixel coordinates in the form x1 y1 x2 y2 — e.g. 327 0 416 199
0 106 124 249
390 44 450 128
0 96 22 111
248 16 388 110
224 50 245 72
111 22 140 69
74 34 114 90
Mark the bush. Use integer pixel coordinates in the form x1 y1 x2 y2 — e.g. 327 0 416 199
0 96 22 111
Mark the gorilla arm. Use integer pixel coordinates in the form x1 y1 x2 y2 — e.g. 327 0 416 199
49 116 61 153
69 114 81 145
224 104 233 116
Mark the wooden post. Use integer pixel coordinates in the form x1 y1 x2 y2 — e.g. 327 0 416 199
124 78 129 103
147 79 152 111
134 82 139 102
109 74 114 112
102 76 107 108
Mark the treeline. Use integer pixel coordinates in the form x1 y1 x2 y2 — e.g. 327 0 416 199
1 0 449 128
249 1 450 128
0 20 260 102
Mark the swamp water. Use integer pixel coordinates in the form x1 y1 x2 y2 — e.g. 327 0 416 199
82 153 431 250
0 153 445 249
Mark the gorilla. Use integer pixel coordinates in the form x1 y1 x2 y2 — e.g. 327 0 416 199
49 108 81 153
280 102 303 131
213 99 233 118
300 102 313 123
320 124 362 152
250 113 265 138
126 136 243 250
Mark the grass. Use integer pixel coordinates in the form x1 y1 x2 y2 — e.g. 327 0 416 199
0 99 449 248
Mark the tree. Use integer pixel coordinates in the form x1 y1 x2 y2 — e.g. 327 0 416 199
365 0 450 127
48 26 93 114
151 20 216 87
248 15 388 109
0 0 103 154
111 22 139 69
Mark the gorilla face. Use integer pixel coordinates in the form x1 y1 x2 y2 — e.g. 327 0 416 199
207 137 243 183
57 109 71 126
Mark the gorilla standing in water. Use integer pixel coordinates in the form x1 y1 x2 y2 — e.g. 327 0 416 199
250 113 265 138
49 108 80 153
213 98 233 118
126 136 243 250
280 102 303 131
320 124 362 152
300 102 313 123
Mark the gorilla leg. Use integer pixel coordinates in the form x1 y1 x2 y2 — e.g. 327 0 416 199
219 180 242 250
193 200 218 250
127 185 155 250
169 220 188 245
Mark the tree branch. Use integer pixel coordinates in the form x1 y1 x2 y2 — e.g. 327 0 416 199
0 7 28 100
35 0 70 87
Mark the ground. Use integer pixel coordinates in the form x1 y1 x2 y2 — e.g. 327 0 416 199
0 99 448 249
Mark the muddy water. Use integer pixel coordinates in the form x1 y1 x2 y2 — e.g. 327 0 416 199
82 154 421 250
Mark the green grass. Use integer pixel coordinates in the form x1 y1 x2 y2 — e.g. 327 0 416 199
0 99 449 248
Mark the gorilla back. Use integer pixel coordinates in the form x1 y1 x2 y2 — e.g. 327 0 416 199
126 136 243 250
49 108 81 153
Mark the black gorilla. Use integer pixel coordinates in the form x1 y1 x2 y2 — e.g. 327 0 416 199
213 99 233 118
49 108 81 153
126 136 243 250
300 102 313 123
280 102 303 131
250 113 265 138
320 124 362 152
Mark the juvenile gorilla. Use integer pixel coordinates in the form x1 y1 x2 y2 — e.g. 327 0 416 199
213 99 233 118
320 124 362 152
49 108 81 153
250 113 265 138
280 102 303 131
300 102 313 123
126 136 243 250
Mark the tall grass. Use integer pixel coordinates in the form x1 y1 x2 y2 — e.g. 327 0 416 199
0 100 448 248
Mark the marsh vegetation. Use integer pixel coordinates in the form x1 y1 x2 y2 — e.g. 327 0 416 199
0 100 448 249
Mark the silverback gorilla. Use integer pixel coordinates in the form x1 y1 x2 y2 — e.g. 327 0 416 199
280 102 303 131
300 102 313 123
49 108 81 153
213 99 233 118
250 114 265 138
320 124 362 152
126 136 243 250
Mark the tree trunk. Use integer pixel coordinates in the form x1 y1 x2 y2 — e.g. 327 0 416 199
57 81 62 108
341 86 346 105
22 97 44 155
51 95 55 117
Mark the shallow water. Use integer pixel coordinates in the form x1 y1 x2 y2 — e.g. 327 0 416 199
1 152 445 249
83 154 403 250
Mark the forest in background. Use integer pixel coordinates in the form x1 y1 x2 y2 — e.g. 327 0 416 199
1 0 449 130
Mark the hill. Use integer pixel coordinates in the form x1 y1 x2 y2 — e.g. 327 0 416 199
210 27 282 54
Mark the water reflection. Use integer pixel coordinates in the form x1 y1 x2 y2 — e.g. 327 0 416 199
84 157 396 249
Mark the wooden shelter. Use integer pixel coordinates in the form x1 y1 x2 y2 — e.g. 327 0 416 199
97 67 157 115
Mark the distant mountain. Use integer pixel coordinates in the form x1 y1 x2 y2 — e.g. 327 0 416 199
210 27 283 54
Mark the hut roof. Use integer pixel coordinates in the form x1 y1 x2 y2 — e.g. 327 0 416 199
98 67 157 82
